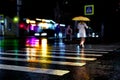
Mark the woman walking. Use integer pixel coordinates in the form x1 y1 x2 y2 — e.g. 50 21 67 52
77 21 88 48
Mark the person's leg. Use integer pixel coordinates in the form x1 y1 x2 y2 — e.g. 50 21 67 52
80 37 85 48
56 33 59 38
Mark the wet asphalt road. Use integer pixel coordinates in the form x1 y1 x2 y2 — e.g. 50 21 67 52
0 36 120 80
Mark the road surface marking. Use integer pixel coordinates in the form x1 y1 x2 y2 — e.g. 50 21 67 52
0 64 69 76
0 56 86 67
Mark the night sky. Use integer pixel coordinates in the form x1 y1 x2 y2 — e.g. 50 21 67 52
0 0 102 20
20 0 85 21
21 0 56 19
0 0 119 21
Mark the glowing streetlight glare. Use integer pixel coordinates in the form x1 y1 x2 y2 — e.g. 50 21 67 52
13 16 19 23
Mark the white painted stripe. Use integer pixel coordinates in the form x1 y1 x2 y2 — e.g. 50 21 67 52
7 49 109 54
45 50 109 53
0 64 69 76
78 51 108 53
54 52 103 57
0 57 86 67
0 52 96 61
53 46 114 51
6 50 103 57
53 49 112 52
83 49 113 52
52 51 103 56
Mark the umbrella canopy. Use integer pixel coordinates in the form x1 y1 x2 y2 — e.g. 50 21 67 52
72 16 90 21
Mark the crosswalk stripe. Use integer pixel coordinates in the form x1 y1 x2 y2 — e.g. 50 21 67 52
49 47 112 52
83 49 113 51
0 46 110 76
7 49 109 54
52 49 112 52
0 52 97 61
0 64 69 76
0 57 86 67
34 51 103 57
53 45 115 52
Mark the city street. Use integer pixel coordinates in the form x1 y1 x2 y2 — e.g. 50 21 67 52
0 0 120 80
0 36 120 80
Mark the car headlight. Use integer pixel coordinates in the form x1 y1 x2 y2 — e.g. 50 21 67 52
41 33 47 36
34 33 40 36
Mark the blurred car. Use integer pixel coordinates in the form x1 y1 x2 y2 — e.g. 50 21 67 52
34 29 55 38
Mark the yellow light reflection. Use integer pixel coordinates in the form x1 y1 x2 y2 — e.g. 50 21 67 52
26 47 38 70
73 48 90 80
26 48 37 62
40 38 50 68
26 38 50 69
41 38 47 45
26 37 41 70
41 38 47 57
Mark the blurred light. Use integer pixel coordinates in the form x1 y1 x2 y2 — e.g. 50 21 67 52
13 16 19 23
31 24 36 26
36 18 42 21
30 24 36 30
26 18 30 24
50 20 56 24
26 37 39 47
36 18 56 24
92 32 95 37
38 22 55 29
0 20 4 23
34 33 40 36
19 23 24 28
41 33 47 36
26 48 37 62
30 26 34 30
41 38 47 57
59 32 63 38
60 24 65 27
55 23 65 27
96 35 99 37
42 19 51 23
38 23 49 29
29 20 36 24
41 38 47 45
65 1 68 4
77 33 80 38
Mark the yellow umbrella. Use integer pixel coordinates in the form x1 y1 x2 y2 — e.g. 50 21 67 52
72 16 90 21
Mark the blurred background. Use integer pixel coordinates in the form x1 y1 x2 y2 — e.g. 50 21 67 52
0 0 120 43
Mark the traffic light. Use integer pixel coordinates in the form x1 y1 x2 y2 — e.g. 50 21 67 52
19 23 24 28
13 16 19 23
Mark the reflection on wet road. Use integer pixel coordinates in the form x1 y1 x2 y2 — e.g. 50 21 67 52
0 36 120 80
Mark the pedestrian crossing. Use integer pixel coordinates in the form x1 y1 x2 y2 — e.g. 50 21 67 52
0 64 70 76
0 46 112 76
